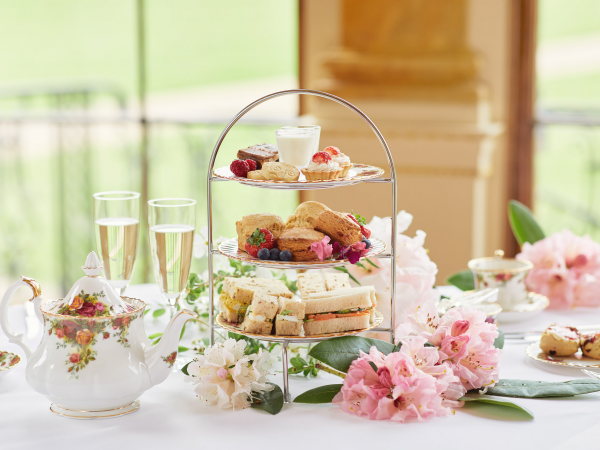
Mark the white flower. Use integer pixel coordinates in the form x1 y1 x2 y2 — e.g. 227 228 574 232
185 338 273 410
194 226 229 259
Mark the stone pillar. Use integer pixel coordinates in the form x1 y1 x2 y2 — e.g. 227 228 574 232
300 0 509 281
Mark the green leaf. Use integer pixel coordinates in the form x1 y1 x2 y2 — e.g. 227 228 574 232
251 382 284 415
508 200 545 246
180 324 186 340
181 361 192 376
178 346 189 353
365 258 380 269
494 330 505 349
143 309 151 316
153 308 166 318
461 395 533 419
446 269 474 291
148 332 163 340
308 336 395 373
392 341 402 352
485 379 600 398
294 384 343 404
368 361 378 373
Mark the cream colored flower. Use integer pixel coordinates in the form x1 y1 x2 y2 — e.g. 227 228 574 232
185 338 272 410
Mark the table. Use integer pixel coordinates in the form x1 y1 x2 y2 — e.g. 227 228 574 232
2 284 600 450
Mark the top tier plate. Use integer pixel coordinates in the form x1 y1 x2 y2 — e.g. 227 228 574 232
213 163 385 190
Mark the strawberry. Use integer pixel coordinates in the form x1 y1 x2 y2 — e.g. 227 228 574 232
245 228 275 257
312 151 332 164
323 146 340 156
230 159 249 177
361 226 371 239
347 213 371 238
245 159 257 171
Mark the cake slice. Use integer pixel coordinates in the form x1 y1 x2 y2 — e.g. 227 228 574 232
240 292 279 335
275 297 306 336
237 143 279 169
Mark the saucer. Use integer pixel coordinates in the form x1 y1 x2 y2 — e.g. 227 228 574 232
496 292 549 323
49 400 140 419
526 340 600 369
0 351 21 379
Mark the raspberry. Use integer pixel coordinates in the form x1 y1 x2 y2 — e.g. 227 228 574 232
245 159 257 171
323 146 340 156
245 227 275 257
230 159 249 177
312 151 332 164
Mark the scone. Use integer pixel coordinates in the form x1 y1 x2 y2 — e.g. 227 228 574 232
581 332 600 359
261 162 300 182
539 323 580 357
247 170 267 180
285 201 331 230
314 210 362 246
237 143 279 169
276 228 326 261
236 213 285 251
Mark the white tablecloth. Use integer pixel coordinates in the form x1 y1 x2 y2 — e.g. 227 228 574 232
2 284 600 449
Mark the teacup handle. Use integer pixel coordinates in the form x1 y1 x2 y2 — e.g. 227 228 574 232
0 277 43 359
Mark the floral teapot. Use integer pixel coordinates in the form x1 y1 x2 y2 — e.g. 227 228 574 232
0 251 198 418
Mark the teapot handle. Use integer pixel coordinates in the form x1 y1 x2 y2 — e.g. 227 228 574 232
0 277 43 359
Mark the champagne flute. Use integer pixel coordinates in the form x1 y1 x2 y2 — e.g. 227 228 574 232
93 191 140 296
148 198 196 318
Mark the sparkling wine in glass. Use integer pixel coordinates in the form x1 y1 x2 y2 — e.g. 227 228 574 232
93 191 140 296
148 198 196 318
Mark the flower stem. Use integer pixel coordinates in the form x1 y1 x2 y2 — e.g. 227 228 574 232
314 363 346 379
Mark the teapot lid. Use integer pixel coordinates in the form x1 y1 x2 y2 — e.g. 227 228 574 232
51 251 135 317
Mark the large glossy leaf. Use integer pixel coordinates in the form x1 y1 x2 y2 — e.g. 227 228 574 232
294 384 343 404
461 395 533 419
251 382 284 415
485 379 600 398
446 270 474 291
308 336 395 373
508 200 545 246
494 330 504 349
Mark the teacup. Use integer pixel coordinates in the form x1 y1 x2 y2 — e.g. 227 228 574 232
468 250 533 310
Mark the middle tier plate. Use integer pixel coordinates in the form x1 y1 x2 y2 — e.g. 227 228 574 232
217 237 386 269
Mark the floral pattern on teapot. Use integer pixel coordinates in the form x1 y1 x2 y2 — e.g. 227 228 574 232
162 351 177 368
56 290 111 318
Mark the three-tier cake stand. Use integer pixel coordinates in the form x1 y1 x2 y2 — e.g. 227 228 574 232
206 89 397 402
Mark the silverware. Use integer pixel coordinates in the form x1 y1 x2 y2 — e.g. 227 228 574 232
505 324 600 340
437 288 499 315
581 369 600 380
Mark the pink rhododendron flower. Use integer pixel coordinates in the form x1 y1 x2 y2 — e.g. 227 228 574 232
517 229 600 308
332 346 454 422
310 236 333 261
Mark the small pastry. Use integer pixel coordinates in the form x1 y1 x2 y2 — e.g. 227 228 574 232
539 323 580 356
314 210 363 246
237 143 279 169
235 213 286 251
261 162 300 182
323 146 352 177
301 152 341 181
247 170 267 180
276 227 326 261
581 332 600 359
285 201 331 230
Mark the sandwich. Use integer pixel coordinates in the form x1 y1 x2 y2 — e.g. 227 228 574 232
275 297 306 336
297 272 352 300
240 292 279 334
302 286 377 336
219 277 293 323
324 273 351 291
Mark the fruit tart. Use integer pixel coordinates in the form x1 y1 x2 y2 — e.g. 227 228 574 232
301 151 342 181
323 146 352 177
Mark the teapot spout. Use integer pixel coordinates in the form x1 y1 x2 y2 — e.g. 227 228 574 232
146 309 198 386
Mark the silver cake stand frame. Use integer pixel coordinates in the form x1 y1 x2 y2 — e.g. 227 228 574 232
206 89 397 403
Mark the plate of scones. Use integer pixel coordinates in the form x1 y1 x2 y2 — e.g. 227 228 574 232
216 272 383 340
526 323 600 368
213 143 385 189
218 201 386 268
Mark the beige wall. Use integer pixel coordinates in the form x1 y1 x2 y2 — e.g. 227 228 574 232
299 0 512 281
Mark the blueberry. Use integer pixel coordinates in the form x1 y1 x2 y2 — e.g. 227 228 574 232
257 248 270 260
269 248 281 260
362 238 371 249
280 250 293 261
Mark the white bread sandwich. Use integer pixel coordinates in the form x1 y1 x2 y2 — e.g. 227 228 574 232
219 277 293 323
297 272 326 300
302 286 376 336
324 272 351 291
240 292 279 335
275 297 306 336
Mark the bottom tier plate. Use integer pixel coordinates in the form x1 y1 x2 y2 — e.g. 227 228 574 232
216 310 384 343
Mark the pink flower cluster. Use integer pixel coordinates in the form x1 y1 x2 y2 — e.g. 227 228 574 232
310 236 369 264
335 307 501 423
517 229 600 309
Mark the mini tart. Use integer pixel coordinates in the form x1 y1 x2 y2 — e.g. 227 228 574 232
338 162 352 178
539 323 580 357
301 167 342 181
581 332 600 359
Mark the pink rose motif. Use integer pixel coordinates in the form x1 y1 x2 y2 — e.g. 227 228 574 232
95 302 105 312
55 327 65 339
78 302 97 317
103 332 110 339
69 353 80 364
